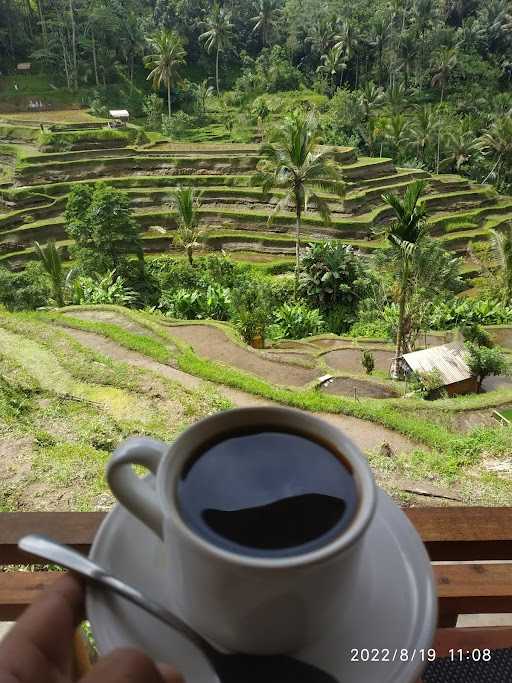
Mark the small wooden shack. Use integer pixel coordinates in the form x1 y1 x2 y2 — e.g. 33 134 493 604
108 110 129 127
399 341 478 396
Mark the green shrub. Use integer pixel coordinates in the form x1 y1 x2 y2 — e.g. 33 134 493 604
161 288 204 319
428 298 512 329
160 285 231 321
68 271 137 306
143 94 164 130
162 112 196 139
465 342 509 393
0 263 50 311
361 350 375 375
66 183 143 276
349 319 392 339
409 368 446 399
271 303 325 340
459 323 493 348
231 279 273 343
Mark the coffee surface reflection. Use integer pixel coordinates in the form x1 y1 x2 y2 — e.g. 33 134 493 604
177 430 357 558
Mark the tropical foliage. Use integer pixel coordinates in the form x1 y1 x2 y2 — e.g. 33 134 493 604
254 110 345 295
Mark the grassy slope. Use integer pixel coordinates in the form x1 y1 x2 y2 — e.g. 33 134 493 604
0 311 229 511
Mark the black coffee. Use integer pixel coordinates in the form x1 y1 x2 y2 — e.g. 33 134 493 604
177 429 357 558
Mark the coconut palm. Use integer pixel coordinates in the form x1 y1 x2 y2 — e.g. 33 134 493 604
477 116 512 185
408 104 437 161
199 2 233 95
34 240 65 307
490 225 512 304
306 16 336 59
334 20 359 62
145 30 186 116
250 0 282 46
431 46 458 102
398 31 417 88
385 113 411 161
441 126 478 172
370 12 391 85
431 46 458 172
317 45 346 94
196 79 214 115
380 180 428 373
171 187 203 265
253 111 346 296
357 81 386 120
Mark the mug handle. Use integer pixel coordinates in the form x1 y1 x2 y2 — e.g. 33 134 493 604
106 437 167 540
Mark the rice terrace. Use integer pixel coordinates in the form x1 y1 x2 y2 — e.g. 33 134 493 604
3 0 512 518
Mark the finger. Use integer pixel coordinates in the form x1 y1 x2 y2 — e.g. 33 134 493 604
80 648 171 683
157 662 186 683
0 573 84 680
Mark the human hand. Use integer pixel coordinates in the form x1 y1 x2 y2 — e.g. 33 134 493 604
0 573 184 683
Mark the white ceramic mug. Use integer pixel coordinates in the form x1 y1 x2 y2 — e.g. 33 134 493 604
107 406 377 654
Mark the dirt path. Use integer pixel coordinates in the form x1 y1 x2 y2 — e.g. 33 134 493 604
61 326 419 455
322 348 395 374
165 324 319 386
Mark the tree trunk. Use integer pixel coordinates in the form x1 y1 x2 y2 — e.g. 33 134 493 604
436 85 444 174
59 31 71 90
69 0 78 91
216 46 220 95
92 31 100 87
477 375 483 393
187 246 193 265
392 259 409 378
37 0 48 54
294 207 302 299
167 81 171 116
53 280 65 308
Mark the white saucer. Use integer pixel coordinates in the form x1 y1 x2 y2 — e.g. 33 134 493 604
86 487 437 683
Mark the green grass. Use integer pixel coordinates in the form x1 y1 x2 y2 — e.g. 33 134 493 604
0 310 230 511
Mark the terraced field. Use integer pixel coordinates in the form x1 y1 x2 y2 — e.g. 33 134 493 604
0 127 507 281
3 304 512 510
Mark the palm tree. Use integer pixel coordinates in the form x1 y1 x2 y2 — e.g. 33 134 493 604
334 20 360 83
431 46 458 103
317 45 345 94
431 46 458 172
477 116 512 185
250 0 282 46
441 126 478 172
385 113 410 161
357 81 385 119
199 2 233 95
408 104 437 161
34 240 65 307
414 0 435 90
254 111 345 296
358 116 383 157
385 81 407 115
306 16 336 60
171 187 203 265
196 79 214 115
370 12 391 85
398 31 417 88
145 30 186 116
380 180 428 374
490 225 512 304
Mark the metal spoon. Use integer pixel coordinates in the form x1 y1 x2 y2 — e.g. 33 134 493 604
19 534 338 683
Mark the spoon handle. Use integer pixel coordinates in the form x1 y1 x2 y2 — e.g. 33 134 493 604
18 534 213 656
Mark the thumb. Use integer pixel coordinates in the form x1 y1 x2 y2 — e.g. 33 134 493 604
80 648 182 683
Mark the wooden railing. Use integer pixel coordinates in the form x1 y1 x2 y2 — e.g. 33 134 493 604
1 508 512 675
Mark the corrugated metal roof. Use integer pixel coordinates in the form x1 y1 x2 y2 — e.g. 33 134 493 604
109 109 129 118
401 342 473 385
